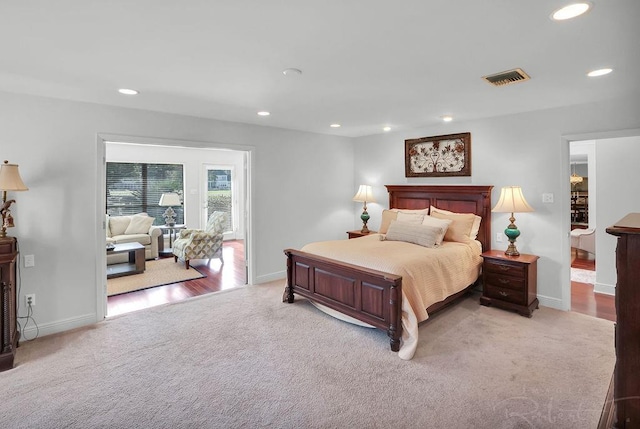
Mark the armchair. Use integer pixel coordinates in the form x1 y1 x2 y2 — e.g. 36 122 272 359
571 228 595 255
173 212 225 269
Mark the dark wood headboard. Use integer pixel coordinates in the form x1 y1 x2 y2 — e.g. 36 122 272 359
385 185 493 251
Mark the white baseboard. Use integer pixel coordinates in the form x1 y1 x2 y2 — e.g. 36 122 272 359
594 282 615 296
19 313 97 342
537 294 565 310
255 270 286 285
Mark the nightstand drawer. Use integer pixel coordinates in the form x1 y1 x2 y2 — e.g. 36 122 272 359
484 260 525 277
485 272 524 291
484 284 526 305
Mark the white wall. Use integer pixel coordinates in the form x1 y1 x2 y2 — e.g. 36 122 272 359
594 135 640 294
0 91 354 338
106 142 246 238
353 94 640 310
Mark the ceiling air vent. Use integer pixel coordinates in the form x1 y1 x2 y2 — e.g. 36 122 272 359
482 68 530 87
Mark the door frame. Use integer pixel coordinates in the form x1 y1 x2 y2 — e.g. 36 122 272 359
95 133 254 321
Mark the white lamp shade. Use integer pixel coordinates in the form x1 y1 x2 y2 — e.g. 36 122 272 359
492 186 534 213
0 161 28 191
159 192 181 206
353 185 376 203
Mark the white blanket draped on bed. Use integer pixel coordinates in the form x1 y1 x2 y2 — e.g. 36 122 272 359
300 234 482 360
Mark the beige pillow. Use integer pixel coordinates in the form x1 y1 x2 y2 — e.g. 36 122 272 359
124 215 155 235
384 220 441 248
109 216 131 236
430 211 475 243
430 206 482 240
390 208 429 214
396 211 425 224
380 208 429 234
421 215 452 246
379 210 398 234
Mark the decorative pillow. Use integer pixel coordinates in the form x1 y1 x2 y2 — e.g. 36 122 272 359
396 211 425 224
430 206 482 240
384 220 442 248
429 210 475 243
109 216 132 236
379 210 398 234
380 208 429 234
124 215 155 235
421 215 452 246
390 208 429 214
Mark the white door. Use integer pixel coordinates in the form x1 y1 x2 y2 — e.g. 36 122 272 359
202 164 238 240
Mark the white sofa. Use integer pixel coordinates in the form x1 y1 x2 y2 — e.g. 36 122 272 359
106 213 163 265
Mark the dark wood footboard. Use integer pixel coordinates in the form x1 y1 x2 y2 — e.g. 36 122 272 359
283 248 403 351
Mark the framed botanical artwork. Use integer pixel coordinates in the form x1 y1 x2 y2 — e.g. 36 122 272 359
405 132 471 177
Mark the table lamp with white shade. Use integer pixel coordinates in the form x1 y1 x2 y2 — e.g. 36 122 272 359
0 160 29 238
159 192 182 226
491 186 534 256
353 185 376 234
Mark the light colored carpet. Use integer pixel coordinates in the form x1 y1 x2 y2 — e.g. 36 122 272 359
1 282 614 428
571 267 596 284
107 257 205 296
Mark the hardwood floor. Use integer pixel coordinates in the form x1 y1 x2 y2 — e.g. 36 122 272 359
571 248 615 322
107 240 246 317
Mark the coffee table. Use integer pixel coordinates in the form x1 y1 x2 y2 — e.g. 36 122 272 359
106 242 146 279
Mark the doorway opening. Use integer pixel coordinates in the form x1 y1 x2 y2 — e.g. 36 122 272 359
97 137 253 320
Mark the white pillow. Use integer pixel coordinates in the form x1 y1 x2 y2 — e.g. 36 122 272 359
396 211 425 224
384 220 442 248
421 215 452 246
124 215 155 235
109 216 131 236
430 206 482 240
105 214 112 238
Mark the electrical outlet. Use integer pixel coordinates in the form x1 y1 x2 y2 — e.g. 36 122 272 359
496 232 504 243
542 193 554 203
25 294 35 307
24 254 35 268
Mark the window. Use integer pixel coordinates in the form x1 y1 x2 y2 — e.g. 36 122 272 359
106 162 184 225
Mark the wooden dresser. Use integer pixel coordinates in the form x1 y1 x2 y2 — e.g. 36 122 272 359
604 214 640 428
0 236 18 372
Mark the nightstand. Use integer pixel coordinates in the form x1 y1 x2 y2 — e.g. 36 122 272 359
480 250 539 317
347 230 377 239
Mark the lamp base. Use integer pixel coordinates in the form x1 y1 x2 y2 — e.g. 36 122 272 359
504 220 521 257
360 208 370 234
504 242 520 257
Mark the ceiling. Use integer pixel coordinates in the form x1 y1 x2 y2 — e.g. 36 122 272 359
1 1 638 138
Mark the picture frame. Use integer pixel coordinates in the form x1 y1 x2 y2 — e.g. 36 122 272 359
405 132 471 177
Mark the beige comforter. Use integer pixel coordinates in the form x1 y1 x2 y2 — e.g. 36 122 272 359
300 234 483 359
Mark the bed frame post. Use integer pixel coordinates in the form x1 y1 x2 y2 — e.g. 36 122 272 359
388 283 401 352
283 251 294 303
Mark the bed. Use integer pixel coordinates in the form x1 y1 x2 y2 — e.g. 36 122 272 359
283 185 493 359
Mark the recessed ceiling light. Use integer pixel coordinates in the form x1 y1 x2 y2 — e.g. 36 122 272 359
383 126 391 132
257 111 270 116
587 68 613 77
282 68 302 76
330 123 341 128
118 88 139 95
551 3 591 21
442 115 453 122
